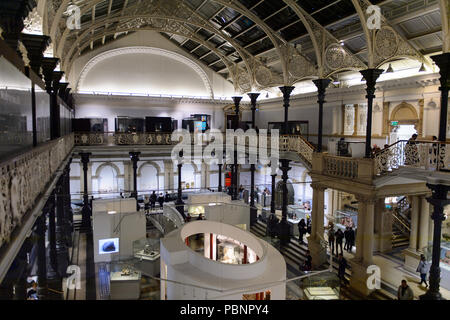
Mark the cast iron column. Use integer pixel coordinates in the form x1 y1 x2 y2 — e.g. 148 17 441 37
279 159 292 246
79 152 92 232
430 53 450 143
312 79 331 152
35 212 47 300
420 181 450 300
63 158 73 245
271 173 276 214
41 57 59 139
218 163 223 192
231 96 242 201
0 0 35 54
55 180 69 277
360 69 384 158
175 163 186 219
129 151 141 210
20 34 50 147
248 93 260 225
51 71 64 139
47 193 57 276
279 86 295 135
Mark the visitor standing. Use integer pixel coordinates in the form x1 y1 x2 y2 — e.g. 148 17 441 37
347 227 355 253
335 228 344 256
328 225 335 255
298 219 307 244
158 193 164 209
150 191 157 210
338 253 349 286
397 280 414 300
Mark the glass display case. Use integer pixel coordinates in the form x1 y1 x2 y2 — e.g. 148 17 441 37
109 261 142 300
133 238 160 261
333 210 358 232
268 121 309 140
217 241 242 264
301 271 340 300
188 205 205 217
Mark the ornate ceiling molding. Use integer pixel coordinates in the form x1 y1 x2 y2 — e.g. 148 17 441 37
75 46 214 98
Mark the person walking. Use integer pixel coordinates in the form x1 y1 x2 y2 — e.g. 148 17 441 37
298 219 307 244
301 249 312 272
306 215 312 235
416 254 429 288
150 191 157 210
164 192 171 202
335 228 344 256
338 253 349 286
328 225 335 255
397 280 414 300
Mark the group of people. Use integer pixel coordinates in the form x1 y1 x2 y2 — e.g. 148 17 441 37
327 223 355 256
143 191 171 213
297 217 312 244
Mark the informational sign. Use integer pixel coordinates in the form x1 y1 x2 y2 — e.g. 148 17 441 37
391 121 399 126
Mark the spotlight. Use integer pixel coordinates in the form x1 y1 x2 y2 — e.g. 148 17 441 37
419 62 426 72
339 40 344 46
385 63 394 73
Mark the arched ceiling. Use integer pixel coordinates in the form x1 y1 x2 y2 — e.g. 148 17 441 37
38 0 447 93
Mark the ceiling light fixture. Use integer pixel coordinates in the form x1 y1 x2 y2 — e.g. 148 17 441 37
339 40 344 46
419 62 426 72
385 63 394 73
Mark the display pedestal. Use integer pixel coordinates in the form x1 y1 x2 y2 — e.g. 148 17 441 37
308 237 327 268
403 248 422 273
110 270 141 300
133 258 160 277
348 260 375 297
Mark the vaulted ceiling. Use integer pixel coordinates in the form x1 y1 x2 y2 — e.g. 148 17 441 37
37 0 448 93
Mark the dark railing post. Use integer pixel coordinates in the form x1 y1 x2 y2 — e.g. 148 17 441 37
41 57 59 139
129 151 141 210
51 71 64 139
35 211 47 300
360 69 384 158
420 181 450 300
231 96 242 201
63 158 73 245
312 79 331 152
79 152 92 232
47 193 57 275
218 163 223 192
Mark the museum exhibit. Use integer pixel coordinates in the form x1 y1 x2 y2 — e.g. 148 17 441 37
0 0 450 307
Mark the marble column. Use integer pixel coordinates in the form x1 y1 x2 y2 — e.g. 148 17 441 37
308 184 327 267
418 195 430 253
409 196 420 251
362 200 375 265
354 201 366 262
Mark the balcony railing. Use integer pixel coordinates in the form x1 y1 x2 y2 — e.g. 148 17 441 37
74 132 175 146
374 140 450 175
0 133 74 249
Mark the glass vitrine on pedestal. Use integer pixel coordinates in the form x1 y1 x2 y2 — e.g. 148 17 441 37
109 261 142 300
332 210 358 232
301 271 340 300
132 238 160 276
287 205 311 237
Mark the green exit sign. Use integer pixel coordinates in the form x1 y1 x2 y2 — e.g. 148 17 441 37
391 121 399 126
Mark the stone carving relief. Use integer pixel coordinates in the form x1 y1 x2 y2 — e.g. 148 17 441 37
344 104 355 135
254 65 272 88
236 70 252 93
357 104 368 136
324 43 366 76
288 54 316 79
0 134 74 249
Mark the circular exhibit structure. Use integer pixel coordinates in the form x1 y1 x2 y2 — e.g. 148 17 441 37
160 220 286 300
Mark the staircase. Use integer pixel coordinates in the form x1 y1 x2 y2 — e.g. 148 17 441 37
250 220 396 300
391 197 411 248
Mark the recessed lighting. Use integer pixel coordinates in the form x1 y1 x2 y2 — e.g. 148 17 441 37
419 62 426 72
107 210 117 215
386 63 394 73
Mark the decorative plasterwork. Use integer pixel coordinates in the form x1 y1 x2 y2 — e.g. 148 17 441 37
76 46 214 98
23 7 43 35
357 104 368 136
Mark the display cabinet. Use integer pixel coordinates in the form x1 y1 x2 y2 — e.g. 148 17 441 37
109 261 142 300
301 271 340 300
133 238 161 276
332 210 358 232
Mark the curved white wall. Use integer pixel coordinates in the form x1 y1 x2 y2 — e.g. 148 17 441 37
160 220 286 300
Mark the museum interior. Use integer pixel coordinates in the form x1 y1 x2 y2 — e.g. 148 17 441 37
0 0 449 301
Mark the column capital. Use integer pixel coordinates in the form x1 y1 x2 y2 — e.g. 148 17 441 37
19 33 50 77
431 53 450 90
355 194 377 204
312 79 331 102
360 69 384 98
41 57 59 92
310 183 326 192
247 92 260 108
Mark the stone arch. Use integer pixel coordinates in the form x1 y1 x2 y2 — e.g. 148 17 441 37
76 47 214 98
94 162 121 177
137 161 161 192
390 101 422 135
137 161 162 176
95 162 121 193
